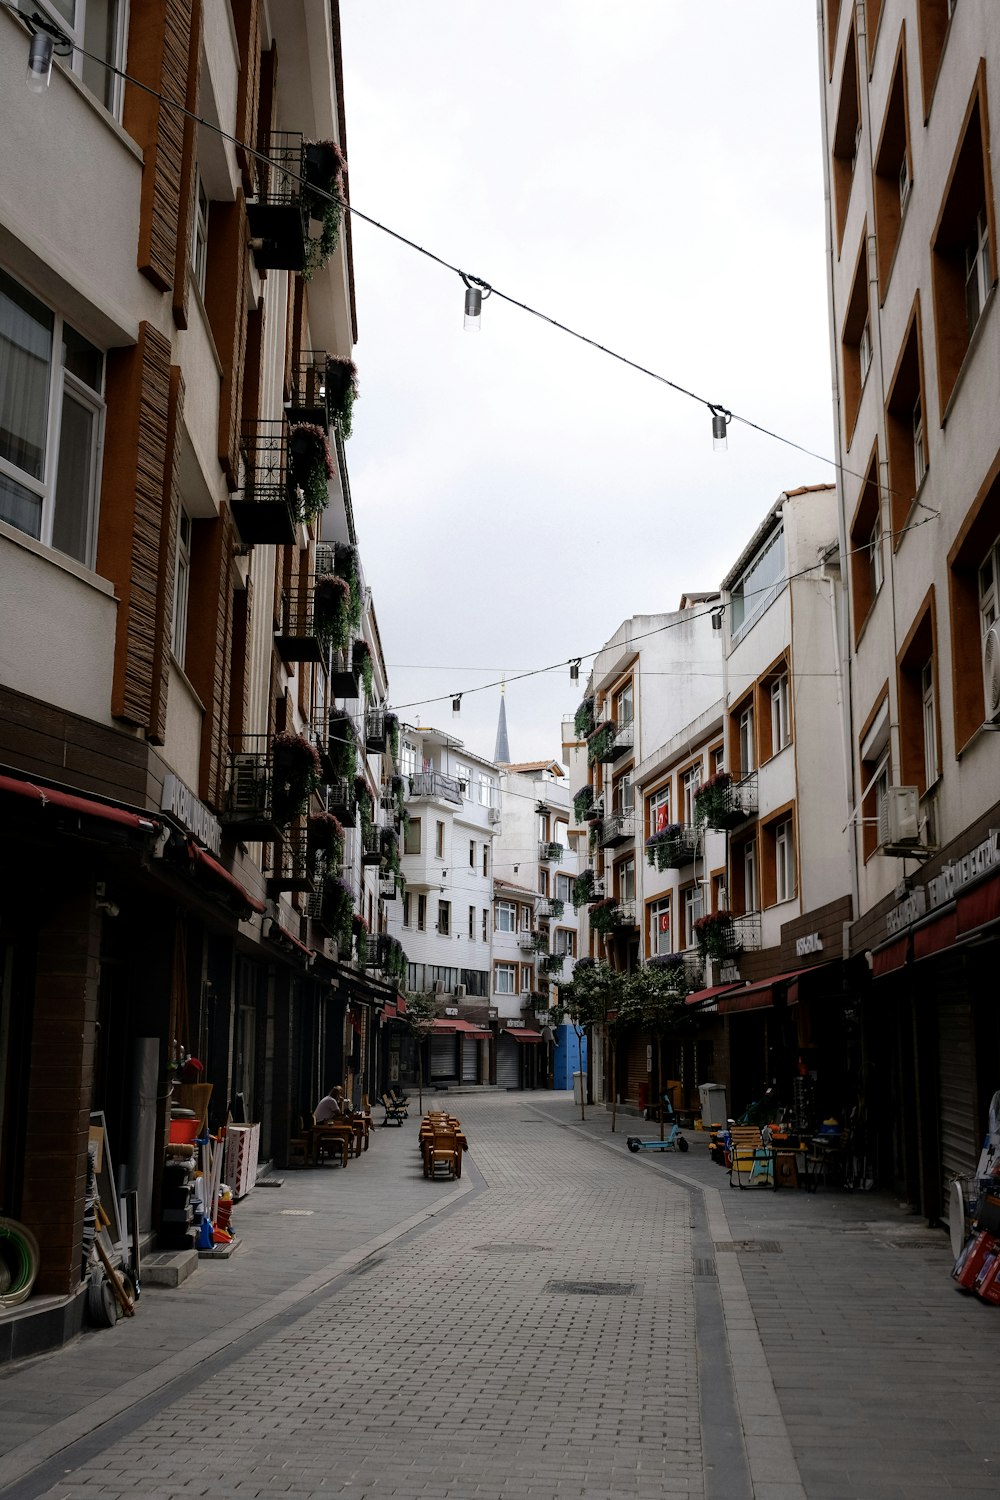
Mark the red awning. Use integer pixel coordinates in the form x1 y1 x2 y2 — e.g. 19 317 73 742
188 841 267 914
685 982 742 1008
717 968 814 1015
871 936 909 978
265 921 312 959
395 995 408 1015
503 1028 542 1043
913 908 958 961
0 773 160 833
432 1018 489 1035
957 868 1000 937
382 999 397 1019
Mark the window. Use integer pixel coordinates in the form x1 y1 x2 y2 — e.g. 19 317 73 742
712 873 727 913
682 885 704 948
537 811 550 842
921 661 939 787
769 673 791 755
192 175 209 298
618 857 636 903
612 771 633 816
478 773 496 807
931 78 996 411
482 909 488 942
538 867 548 897
404 818 421 855
521 965 532 994
869 512 884 596
841 231 872 446
171 509 192 668
873 42 911 297
469 839 476 868
555 929 576 958
681 765 701 825
399 740 417 777
417 894 427 932
496 901 516 934
521 905 533 931
648 783 671 836
917 0 958 119
23 0 130 118
849 450 883 638
456 763 471 797
0 268 104 567
738 700 755 777
775 820 796 903
437 901 450 936
482 845 489 878
495 963 516 996
435 821 445 859
979 537 999 636
729 525 786 641
897 599 939 795
555 873 571 903
711 744 725 775
402 893 411 928
859 694 890 859
831 22 861 248
744 842 758 912
468 905 476 939
649 898 671 957
885 304 928 534
948 466 1000 747
615 680 634 726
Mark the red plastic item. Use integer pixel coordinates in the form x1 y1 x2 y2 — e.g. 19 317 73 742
953 1231 998 1290
976 1255 1000 1305
168 1118 200 1145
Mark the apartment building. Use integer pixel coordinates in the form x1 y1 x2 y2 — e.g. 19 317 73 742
385 727 498 1088
820 0 1000 1219
0 1 399 1345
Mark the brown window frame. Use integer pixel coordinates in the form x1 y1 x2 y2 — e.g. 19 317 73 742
757 653 792 764
947 454 1000 751
884 296 928 542
848 444 883 642
858 687 890 862
841 226 872 448
873 29 912 301
916 0 958 123
896 587 940 797
831 21 862 253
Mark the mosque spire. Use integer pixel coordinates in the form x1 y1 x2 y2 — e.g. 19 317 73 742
494 679 510 764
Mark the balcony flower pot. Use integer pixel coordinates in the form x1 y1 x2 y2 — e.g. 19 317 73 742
572 869 598 910
272 731 322 824
646 822 682 872
384 711 400 761
288 423 334 522
694 911 738 961
307 810 345 863
314 573 352 653
353 638 373 700
573 785 594 823
333 540 363 630
693 770 733 828
329 712 357 781
574 697 596 739
587 722 616 766
325 356 359 438
320 873 354 948
588 896 622 936
302 140 346 220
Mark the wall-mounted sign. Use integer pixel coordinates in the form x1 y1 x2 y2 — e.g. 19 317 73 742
504 1018 525 1027
719 961 741 984
886 885 927 937
795 932 824 958
444 1006 459 1017
927 830 999 909
161 772 222 855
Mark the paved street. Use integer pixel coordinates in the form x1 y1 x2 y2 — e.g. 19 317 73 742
0 1093 996 1500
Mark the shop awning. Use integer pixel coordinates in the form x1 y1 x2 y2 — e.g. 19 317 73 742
685 982 742 1009
263 918 312 959
502 1028 542 1043
432 1018 489 1035
0 773 160 834
913 907 958 961
717 967 816 1015
187 840 267 914
958 867 1000 937
871 935 909 977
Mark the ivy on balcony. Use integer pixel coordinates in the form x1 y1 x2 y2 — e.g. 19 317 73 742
314 573 352 653
586 721 616 766
693 770 733 828
271 731 322 825
572 869 599 909
574 697 596 739
329 712 357 781
573 785 594 823
694 911 740 961
588 896 622 936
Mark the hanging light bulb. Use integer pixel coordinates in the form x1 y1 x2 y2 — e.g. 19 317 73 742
452 694 462 718
710 405 731 452
26 31 54 92
569 658 581 683
460 273 492 332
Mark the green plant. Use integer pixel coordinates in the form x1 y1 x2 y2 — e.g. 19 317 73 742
271 731 322 824
356 779 374 843
385 712 400 761
334 542 362 631
352 912 369 966
586 722 616 766
325 355 358 439
314 573 352 652
288 423 334 521
573 785 594 823
588 896 621 936
694 911 738 960
572 869 597 909
574 698 596 739
354 639 373 700
307 811 344 868
693 770 733 827
329 712 357 780
320 874 354 950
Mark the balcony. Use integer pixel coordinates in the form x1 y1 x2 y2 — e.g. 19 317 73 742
588 720 634 766
730 912 762 951
232 422 297 547
246 132 307 271
539 952 565 977
221 741 278 842
615 898 637 928
329 644 360 699
365 709 388 752
274 586 322 664
518 932 538 953
700 771 758 830
325 776 357 828
599 812 634 849
361 827 383 867
538 841 564 864
408 772 463 806
266 826 316 898
379 874 398 901
646 824 699 870
535 897 565 921
287 349 330 431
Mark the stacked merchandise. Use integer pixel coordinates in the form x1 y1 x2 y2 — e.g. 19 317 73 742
951 1090 1000 1305
160 1156 198 1251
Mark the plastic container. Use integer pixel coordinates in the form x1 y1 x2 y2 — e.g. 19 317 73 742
169 1118 200 1145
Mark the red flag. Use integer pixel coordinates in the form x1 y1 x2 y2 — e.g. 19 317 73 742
659 913 669 934
655 804 669 833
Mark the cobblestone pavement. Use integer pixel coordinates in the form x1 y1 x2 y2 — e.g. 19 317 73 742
0 1092 996 1500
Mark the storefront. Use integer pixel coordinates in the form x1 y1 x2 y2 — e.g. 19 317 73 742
496 1023 543 1089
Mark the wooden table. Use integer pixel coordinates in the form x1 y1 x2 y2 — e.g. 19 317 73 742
311 1122 353 1166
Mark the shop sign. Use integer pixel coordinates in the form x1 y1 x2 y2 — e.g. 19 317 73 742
795 932 824 957
719 960 741 984
927 830 1000 910
505 1018 525 1027
161 772 221 855
444 1006 459 1017
886 886 927 937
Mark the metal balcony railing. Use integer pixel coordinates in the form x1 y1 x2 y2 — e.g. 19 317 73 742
408 772 463 806
535 897 565 921
713 772 758 829
599 813 634 849
287 349 330 431
266 824 317 897
730 912 762 951
538 841 564 864
274 584 322 664
232 421 297 547
247 132 307 272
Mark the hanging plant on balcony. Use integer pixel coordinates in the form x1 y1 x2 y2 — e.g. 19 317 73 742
314 573 352 653
573 785 594 823
693 911 737 961
307 811 345 868
334 541 363 631
325 355 359 439
287 422 334 522
572 868 598 910
301 141 346 281
381 826 401 877
353 638 374 701
588 820 603 854
574 697 596 739
329 711 357 780
588 896 622 936
646 822 682 871
379 933 407 983
587 722 616 766
384 711 400 761
356 779 374 843
693 770 733 827
320 873 354 950
271 731 322 824
352 911 369 967
390 773 406 822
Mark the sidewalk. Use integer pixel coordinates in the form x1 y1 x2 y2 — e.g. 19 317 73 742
0 1092 996 1500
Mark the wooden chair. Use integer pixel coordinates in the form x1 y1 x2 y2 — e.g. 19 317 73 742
426 1129 459 1179
314 1122 351 1167
380 1092 406 1126
288 1114 310 1168
728 1126 775 1190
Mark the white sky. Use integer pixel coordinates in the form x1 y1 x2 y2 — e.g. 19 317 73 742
339 2 835 767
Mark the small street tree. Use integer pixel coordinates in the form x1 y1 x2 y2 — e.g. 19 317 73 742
617 960 695 1139
559 959 624 1125
402 990 437 1113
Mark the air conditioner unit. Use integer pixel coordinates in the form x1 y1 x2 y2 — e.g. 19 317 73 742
433 980 446 995
878 785 921 850
455 984 467 998
488 807 501 825
984 621 1000 723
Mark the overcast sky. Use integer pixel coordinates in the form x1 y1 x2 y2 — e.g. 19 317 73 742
339 2 835 767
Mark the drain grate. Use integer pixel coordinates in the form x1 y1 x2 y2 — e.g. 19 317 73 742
715 1240 783 1254
546 1280 638 1296
279 1209 314 1216
693 1258 717 1278
882 1239 946 1251
474 1243 551 1254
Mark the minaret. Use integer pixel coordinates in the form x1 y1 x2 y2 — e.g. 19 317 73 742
494 679 510 765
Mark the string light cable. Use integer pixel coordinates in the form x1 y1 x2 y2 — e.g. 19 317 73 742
2 0 940 522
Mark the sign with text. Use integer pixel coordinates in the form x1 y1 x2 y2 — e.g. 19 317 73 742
161 772 221 854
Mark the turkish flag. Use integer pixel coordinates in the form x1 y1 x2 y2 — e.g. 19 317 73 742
655 805 668 833
659 913 669 934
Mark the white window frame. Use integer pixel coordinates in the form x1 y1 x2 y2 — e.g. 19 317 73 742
770 673 790 753
921 660 939 787
859 317 873 386
729 526 786 642
496 901 516 934
612 772 633 816
743 841 758 913
494 963 516 996
437 900 450 936
0 268 105 568
615 680 634 726
965 206 992 338
478 773 496 808
681 765 701 825
469 839 476 868
404 818 421 856
555 928 576 958
979 538 999 638
649 898 671 957
555 873 571 903
402 893 411 929
869 510 884 597
171 509 192 668
618 857 636 903
683 885 704 946
28 0 130 120
649 784 671 836
899 151 911 214
775 819 796 904
455 763 471 797
912 395 926 489
399 740 417 777
739 702 755 776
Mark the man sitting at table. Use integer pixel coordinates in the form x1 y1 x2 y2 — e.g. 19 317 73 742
314 1085 346 1123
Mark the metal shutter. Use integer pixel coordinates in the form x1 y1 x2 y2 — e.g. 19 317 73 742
462 1035 479 1084
937 998 978 1209
497 1036 520 1090
430 1034 455 1080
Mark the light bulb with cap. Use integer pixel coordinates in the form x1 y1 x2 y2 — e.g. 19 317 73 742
463 287 482 332
26 32 54 93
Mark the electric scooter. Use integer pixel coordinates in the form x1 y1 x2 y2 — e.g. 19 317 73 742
626 1096 689 1154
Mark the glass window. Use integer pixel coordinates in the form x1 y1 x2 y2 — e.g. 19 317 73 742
469 839 476 867
496 901 516 933
479 773 496 807
495 963 516 995
402 893 411 928
0 268 104 567
192 175 209 298
649 898 671 956
770 674 790 752
555 873 571 903
775 820 796 903
172 509 192 668
965 206 992 338
739 703 755 776
744 841 758 912
435 821 445 858
618 857 636 902
681 766 701 824
649 784 671 835
730 526 786 641
615 680 634 726
868 511 883 598
555 929 576 957
456 763 471 796
437 901 450 936
612 772 633 816
417 894 426 932
399 740 417 777
921 660 939 787
404 818 421 855
683 885 704 946
24 0 130 118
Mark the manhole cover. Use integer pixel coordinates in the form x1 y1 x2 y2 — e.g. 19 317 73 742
693 1258 717 1278
279 1209 314 1216
882 1239 945 1251
715 1240 783 1254
473 1244 551 1254
546 1280 637 1296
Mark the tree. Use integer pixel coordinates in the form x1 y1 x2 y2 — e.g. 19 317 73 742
402 991 437 1113
559 959 624 1125
617 961 695 1139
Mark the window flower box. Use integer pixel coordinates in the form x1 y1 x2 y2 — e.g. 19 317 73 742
694 911 741 961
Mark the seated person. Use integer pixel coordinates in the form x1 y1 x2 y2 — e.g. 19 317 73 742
314 1086 345 1124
